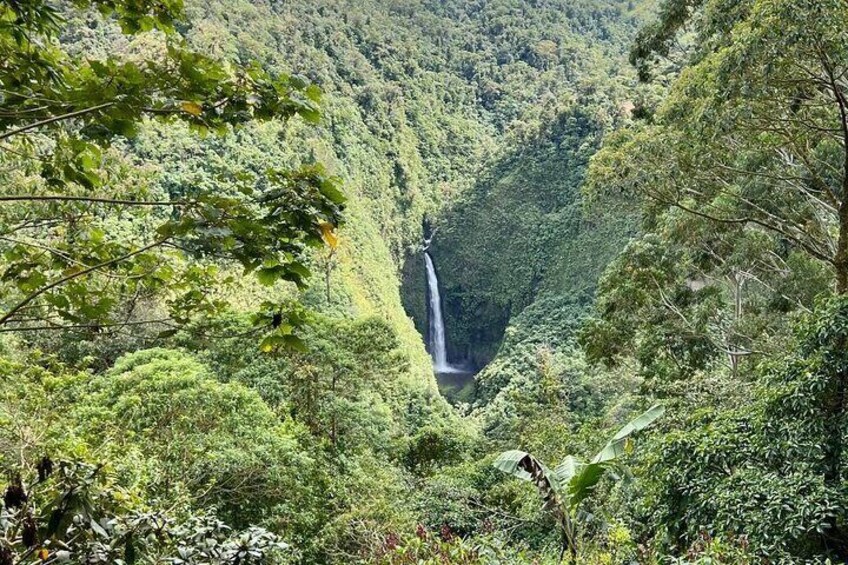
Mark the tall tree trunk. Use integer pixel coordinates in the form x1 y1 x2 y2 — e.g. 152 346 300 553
816 57 848 554
823 324 848 556
824 127 848 552
823 65 848 553
836 200 848 294
828 186 848 481
830 52 848 295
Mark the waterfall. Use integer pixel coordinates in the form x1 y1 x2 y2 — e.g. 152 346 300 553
424 252 458 373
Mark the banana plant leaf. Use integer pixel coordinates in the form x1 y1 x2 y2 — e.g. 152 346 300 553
553 455 582 484
591 404 665 465
494 405 665 513
566 405 665 508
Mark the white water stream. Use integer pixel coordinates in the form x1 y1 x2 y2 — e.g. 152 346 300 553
424 252 461 373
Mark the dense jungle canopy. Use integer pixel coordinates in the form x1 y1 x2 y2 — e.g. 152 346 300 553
2 0 848 563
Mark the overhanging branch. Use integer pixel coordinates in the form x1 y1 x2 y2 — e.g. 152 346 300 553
0 237 170 326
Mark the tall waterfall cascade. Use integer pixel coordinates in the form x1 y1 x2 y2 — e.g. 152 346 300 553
424 252 461 373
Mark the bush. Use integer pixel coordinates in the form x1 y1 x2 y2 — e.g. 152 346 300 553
640 298 848 561
70 348 320 529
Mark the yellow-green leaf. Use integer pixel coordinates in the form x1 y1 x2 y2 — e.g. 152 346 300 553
180 101 203 116
320 222 338 249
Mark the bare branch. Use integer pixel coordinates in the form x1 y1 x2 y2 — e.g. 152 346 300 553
0 318 174 334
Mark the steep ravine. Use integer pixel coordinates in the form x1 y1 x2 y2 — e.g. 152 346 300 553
401 107 639 385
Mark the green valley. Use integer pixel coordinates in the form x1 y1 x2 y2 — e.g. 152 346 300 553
2 0 848 563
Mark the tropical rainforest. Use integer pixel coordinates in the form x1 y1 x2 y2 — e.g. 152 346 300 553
2 0 848 563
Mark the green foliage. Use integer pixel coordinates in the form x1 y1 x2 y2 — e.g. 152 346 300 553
15 1 832 564
586 0 848 366
629 0 701 80
168 313 478 561
371 526 528 565
0 459 292 564
61 349 320 529
0 0 343 339
637 298 848 560
403 425 472 475
475 296 589 405
575 1 848 560
179 314 450 446
431 105 639 368
579 233 724 382
493 405 664 560
471 296 645 479
582 0 848 391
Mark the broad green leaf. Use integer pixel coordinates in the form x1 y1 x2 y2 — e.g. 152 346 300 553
259 334 286 353
256 265 285 286
493 450 533 481
553 455 583 484
496 406 664 513
567 463 606 508
592 404 665 465
283 334 307 352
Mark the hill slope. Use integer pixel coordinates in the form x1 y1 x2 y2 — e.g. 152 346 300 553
167 0 653 380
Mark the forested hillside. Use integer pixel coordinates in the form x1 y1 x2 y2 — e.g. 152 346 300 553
4 0 848 563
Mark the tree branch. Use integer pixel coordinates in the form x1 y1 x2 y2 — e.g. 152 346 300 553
0 102 115 141
0 195 186 206
662 196 835 265
0 318 175 333
0 237 170 326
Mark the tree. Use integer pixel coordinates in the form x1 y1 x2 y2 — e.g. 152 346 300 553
586 0 848 502
68 348 318 528
594 0 848 292
493 404 664 562
642 297 848 559
578 215 830 384
0 0 344 342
